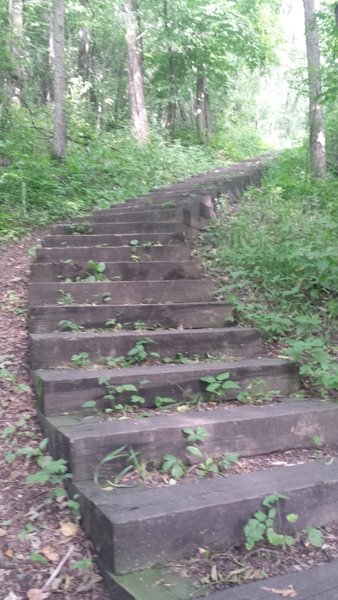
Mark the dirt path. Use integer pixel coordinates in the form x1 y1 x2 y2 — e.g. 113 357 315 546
0 235 110 600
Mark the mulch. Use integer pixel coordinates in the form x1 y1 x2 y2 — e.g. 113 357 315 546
0 234 110 600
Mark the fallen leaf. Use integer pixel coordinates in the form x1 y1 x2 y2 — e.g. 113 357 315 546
261 585 297 597
59 522 77 537
27 590 42 600
0 528 8 537
4 548 14 558
41 545 60 562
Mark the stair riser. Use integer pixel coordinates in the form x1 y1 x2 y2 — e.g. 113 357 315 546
29 280 215 306
50 222 184 235
29 303 233 333
42 402 338 481
30 261 202 283
42 232 186 248
35 245 191 264
34 361 299 416
29 328 262 369
72 462 338 574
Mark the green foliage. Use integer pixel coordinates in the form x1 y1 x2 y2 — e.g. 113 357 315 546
0 114 222 243
58 320 84 332
244 493 324 551
162 454 187 480
70 352 91 367
200 371 240 398
202 149 338 397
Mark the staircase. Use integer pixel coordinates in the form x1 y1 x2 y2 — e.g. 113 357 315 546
29 157 338 599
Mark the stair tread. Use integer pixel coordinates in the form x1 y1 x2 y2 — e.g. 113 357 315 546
46 399 338 438
36 356 294 381
208 559 338 600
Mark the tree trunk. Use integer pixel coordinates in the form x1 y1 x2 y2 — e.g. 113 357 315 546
42 2 53 105
125 0 149 143
78 27 91 82
196 68 212 143
52 0 67 159
163 0 176 136
8 0 23 105
303 0 326 177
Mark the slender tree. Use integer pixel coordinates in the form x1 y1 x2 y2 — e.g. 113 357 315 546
303 0 326 177
125 0 149 142
8 0 23 105
52 0 67 158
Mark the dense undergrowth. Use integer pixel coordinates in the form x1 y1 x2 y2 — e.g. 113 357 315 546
0 109 265 244
201 149 338 397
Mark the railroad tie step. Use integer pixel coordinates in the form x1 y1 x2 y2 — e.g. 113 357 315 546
50 221 184 235
35 244 192 264
28 279 216 306
71 460 338 574
41 232 186 247
29 326 263 369
29 302 234 333
33 358 299 416
30 259 202 282
41 399 338 481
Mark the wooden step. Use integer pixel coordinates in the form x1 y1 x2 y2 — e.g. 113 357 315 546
33 358 299 416
35 244 192 264
72 460 338 574
98 556 338 600
208 560 338 600
29 327 262 369
29 279 216 306
72 208 180 223
30 260 202 282
50 221 184 235
42 399 338 481
41 232 186 248
29 302 234 333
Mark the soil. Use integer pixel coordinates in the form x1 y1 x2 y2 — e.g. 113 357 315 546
170 522 338 594
0 235 110 600
101 445 338 491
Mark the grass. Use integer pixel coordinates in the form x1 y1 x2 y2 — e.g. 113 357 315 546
0 109 223 244
200 148 338 397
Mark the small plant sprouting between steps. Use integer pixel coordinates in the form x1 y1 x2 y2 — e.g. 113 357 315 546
57 290 74 306
71 352 91 367
58 320 85 332
162 426 239 481
64 222 94 235
81 377 148 414
244 493 324 551
200 371 240 400
237 379 279 405
78 260 107 282
94 445 151 487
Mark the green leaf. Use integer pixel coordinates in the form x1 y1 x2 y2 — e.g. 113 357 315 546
216 372 230 381
304 527 324 548
30 552 48 564
186 445 203 458
286 513 299 523
244 518 265 550
171 463 185 480
200 376 216 384
82 400 97 408
72 559 93 570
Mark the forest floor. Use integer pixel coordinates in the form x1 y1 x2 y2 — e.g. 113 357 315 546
0 234 110 600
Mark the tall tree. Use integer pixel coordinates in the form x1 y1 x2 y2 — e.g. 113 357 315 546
8 0 23 104
303 0 326 177
125 0 149 142
52 0 67 158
